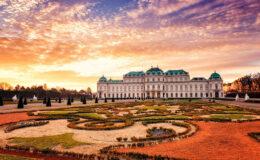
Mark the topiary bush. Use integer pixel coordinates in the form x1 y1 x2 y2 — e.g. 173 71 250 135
17 97 24 109
0 97 3 106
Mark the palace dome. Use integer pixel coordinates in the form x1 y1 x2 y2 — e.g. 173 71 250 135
99 76 107 82
146 67 164 75
209 72 222 80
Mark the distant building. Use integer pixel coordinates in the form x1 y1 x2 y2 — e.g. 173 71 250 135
97 67 224 99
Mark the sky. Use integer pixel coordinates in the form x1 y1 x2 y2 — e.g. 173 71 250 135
0 0 260 91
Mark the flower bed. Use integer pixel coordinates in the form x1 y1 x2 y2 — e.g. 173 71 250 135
67 119 134 130
5 120 49 133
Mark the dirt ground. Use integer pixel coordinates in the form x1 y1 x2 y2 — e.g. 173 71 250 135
0 120 186 154
0 112 41 125
117 121 260 160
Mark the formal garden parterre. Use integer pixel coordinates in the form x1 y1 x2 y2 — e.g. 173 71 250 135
0 99 259 159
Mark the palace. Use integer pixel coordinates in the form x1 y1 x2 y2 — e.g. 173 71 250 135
97 67 224 99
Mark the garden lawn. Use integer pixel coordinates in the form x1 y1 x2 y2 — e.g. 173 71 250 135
138 115 189 120
209 114 253 120
134 105 170 110
76 113 106 120
224 111 251 114
9 133 89 150
0 154 41 160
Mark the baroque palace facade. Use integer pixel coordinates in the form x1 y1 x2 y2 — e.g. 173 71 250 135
97 67 224 99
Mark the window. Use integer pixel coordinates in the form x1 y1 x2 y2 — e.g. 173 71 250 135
200 84 203 91
215 84 218 89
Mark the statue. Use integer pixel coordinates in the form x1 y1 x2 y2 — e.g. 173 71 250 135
12 95 17 101
245 94 249 101
235 94 239 101
33 95 37 101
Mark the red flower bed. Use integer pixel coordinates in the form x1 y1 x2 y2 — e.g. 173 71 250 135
117 121 260 160
0 113 41 125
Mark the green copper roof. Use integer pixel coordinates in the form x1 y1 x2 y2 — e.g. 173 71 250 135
99 76 107 82
165 70 188 75
126 71 145 77
108 79 123 83
209 72 222 80
146 67 164 75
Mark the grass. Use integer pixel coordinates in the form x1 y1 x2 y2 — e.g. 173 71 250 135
209 114 254 120
224 111 251 114
76 113 106 120
38 111 76 115
133 105 171 110
138 115 189 120
0 154 41 160
9 133 90 150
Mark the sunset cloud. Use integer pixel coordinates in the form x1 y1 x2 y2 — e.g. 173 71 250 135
0 0 260 91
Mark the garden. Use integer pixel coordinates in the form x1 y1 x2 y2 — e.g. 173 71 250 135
0 100 259 159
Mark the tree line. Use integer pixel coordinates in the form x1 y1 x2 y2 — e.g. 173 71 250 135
0 82 93 100
226 73 260 98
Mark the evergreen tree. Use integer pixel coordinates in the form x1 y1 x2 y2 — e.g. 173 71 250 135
43 97 47 104
17 97 24 109
95 97 98 103
23 97 27 105
104 97 107 103
71 97 74 103
67 97 71 105
82 97 86 104
46 97 51 107
0 97 3 106
58 97 62 103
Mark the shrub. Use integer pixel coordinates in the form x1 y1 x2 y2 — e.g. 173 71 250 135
95 97 98 103
105 98 107 103
116 137 122 142
67 97 71 105
17 97 24 109
58 97 62 103
82 97 86 104
0 97 3 106
123 137 128 142
46 97 51 107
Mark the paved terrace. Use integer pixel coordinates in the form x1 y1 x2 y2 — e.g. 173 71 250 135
0 99 138 114
215 100 260 110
